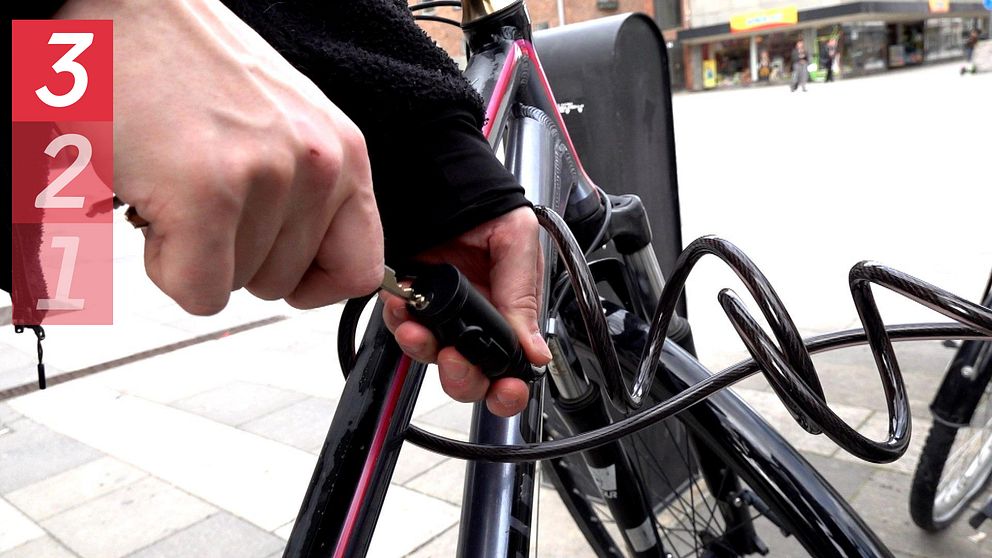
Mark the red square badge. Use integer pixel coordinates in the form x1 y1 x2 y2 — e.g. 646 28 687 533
12 121 114 224
12 20 113 122
12 222 113 325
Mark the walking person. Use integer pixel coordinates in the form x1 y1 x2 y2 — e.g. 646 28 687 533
824 37 838 82
962 29 979 75
790 38 810 92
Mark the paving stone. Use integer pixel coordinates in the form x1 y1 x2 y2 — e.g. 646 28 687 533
849 469 991 558
0 418 101 494
126 512 284 558
0 497 43 553
172 381 307 427
532 485 598 557
365 485 459 558
405 458 466 506
0 404 21 425
273 521 294 541
92 356 240 405
240 397 337 453
6 456 146 521
404 525 460 558
732 387 871 457
413 401 473 436
9 382 316 531
802 452 875 502
390 441 450 485
835 413 933 476
41 476 216 558
0 536 76 558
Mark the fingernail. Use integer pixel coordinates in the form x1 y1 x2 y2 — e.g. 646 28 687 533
496 390 520 408
532 332 552 361
444 358 469 381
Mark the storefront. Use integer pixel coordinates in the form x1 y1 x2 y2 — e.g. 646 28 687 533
678 1 991 90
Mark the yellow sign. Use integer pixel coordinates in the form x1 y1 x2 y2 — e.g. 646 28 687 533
730 6 799 32
928 0 950 12
703 59 717 89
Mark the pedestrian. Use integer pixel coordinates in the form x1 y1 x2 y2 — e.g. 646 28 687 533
824 37 838 82
962 29 979 75
790 38 810 92
758 49 772 82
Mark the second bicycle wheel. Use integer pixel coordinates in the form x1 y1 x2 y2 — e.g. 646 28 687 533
910 339 992 532
539 299 892 557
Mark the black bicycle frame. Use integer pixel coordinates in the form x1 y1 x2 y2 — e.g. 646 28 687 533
284 3 893 557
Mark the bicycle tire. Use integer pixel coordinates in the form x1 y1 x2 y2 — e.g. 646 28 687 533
542 299 892 557
910 339 992 532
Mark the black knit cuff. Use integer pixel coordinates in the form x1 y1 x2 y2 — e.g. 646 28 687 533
370 109 530 264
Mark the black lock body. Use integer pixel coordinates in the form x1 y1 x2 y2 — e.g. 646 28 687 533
408 264 540 382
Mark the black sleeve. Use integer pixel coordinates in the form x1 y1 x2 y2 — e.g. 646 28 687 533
222 0 530 263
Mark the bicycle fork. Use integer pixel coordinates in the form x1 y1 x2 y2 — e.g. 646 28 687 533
546 320 666 557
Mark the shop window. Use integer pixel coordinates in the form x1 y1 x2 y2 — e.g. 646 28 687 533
926 18 964 61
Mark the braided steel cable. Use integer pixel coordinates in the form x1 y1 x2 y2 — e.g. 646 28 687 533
398 206 992 463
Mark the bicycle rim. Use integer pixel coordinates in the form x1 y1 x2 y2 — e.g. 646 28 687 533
931 346 992 524
540 299 891 557
540 406 808 557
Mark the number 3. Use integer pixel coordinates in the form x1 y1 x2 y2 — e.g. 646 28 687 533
35 32 94 108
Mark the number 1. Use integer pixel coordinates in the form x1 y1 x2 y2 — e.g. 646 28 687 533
36 236 86 311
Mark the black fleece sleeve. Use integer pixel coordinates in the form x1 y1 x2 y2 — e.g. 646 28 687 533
222 0 530 263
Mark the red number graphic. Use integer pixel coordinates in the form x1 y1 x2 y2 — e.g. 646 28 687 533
12 20 113 325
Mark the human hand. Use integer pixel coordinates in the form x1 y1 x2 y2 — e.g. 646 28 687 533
382 207 552 417
57 0 383 314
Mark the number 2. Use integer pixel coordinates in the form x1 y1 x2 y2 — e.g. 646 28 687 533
35 32 94 108
35 133 91 209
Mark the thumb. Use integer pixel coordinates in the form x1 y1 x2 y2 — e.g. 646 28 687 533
489 208 552 367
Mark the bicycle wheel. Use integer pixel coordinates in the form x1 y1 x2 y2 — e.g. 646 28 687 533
541 299 892 557
910 339 992 532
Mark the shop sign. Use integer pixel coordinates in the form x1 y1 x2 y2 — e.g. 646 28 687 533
703 59 717 89
928 0 950 12
730 6 798 33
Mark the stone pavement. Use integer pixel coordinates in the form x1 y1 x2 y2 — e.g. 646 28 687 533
2 61 991 557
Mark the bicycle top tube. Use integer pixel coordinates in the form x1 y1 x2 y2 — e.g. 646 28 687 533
460 0 602 225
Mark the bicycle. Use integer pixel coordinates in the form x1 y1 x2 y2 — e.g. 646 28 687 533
910 270 992 532
281 2 992 557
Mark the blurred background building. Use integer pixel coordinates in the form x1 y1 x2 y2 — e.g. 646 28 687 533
414 0 990 91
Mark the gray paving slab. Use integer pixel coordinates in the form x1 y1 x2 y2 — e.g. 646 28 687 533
802 451 876 502
125 512 284 558
0 403 21 425
390 442 450 485
0 418 102 494
405 458 466 506
171 381 307 427
0 536 77 558
849 469 991 558
405 525 459 558
413 401 473 435
736 341 953 418
41 476 216 558
239 396 337 453
6 456 147 521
